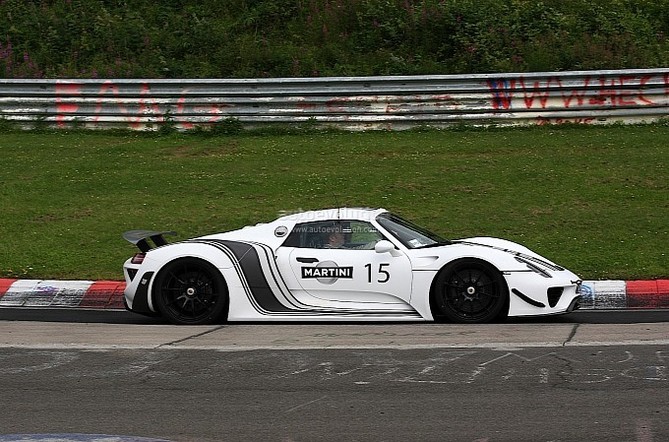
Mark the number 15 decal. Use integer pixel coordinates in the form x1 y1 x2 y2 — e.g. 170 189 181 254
365 263 390 283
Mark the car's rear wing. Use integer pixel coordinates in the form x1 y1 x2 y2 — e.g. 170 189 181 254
123 230 176 252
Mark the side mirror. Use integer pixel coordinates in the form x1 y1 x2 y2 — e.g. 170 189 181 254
375 240 402 257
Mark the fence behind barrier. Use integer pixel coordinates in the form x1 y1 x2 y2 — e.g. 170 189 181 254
1 69 668 130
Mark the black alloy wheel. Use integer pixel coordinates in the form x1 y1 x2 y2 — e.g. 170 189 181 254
432 259 507 323
154 258 228 325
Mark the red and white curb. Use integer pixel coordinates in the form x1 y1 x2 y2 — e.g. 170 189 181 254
0 279 125 309
580 280 669 309
0 278 668 310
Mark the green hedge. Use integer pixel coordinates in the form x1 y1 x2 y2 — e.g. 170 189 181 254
2 0 669 78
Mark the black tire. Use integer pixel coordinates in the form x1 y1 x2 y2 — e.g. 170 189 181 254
153 258 228 325
432 258 508 323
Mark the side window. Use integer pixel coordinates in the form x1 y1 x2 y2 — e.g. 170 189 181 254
347 221 383 249
282 221 384 249
282 221 330 248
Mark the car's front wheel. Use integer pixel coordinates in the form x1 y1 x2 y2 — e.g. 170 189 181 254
154 258 228 325
432 258 508 323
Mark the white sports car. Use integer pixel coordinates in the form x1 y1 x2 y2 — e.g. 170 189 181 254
122 208 582 325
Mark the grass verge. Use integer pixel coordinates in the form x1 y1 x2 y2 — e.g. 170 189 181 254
0 124 667 280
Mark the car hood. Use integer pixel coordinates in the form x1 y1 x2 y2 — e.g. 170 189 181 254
452 236 545 260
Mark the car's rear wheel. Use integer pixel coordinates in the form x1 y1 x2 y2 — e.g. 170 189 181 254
432 258 507 323
154 258 228 325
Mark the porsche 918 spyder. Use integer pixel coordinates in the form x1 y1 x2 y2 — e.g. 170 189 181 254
122 208 582 325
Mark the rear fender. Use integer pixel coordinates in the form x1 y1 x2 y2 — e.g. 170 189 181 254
139 242 238 312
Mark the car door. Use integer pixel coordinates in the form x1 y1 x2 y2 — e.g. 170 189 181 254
275 220 412 306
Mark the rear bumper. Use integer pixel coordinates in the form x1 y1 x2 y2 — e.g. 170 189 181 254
123 268 155 315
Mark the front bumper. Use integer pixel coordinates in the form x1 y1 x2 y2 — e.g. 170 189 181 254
505 271 582 317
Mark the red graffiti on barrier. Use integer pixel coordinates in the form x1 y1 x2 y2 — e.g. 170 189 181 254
51 75 668 130
176 92 232 130
93 81 163 129
535 117 596 126
590 75 655 106
487 74 662 110
55 83 81 127
54 81 237 129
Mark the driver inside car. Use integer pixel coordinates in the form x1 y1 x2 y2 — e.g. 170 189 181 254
322 223 380 250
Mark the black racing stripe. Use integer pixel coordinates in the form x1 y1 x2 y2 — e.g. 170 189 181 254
247 241 310 310
188 238 273 313
215 240 294 313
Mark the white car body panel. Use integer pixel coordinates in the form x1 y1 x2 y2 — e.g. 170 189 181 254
122 208 582 324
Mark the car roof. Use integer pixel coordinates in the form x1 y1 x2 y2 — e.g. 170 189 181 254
275 207 388 224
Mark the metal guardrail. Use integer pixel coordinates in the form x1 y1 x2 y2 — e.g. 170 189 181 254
0 68 668 130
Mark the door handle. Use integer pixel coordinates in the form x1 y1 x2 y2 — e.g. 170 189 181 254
296 257 319 263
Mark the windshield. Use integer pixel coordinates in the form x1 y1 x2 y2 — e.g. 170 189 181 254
376 213 449 249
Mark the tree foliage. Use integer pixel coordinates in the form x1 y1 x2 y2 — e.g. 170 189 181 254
1 0 668 78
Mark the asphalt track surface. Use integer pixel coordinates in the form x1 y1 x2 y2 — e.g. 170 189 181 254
0 309 667 442
0 307 668 325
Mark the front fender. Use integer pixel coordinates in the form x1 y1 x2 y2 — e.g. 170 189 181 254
409 244 533 273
